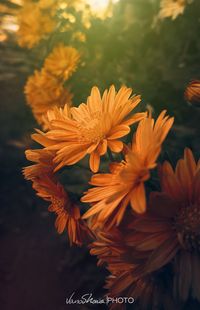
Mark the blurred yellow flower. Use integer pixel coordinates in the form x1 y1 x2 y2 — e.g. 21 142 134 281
17 2 55 48
24 69 72 129
44 44 80 81
72 31 86 42
159 0 186 20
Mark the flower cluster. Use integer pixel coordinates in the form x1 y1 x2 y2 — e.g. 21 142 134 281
18 1 199 307
90 148 200 307
23 106 93 245
23 80 200 306
16 0 89 49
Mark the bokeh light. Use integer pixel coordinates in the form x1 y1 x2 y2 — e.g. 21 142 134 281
87 0 119 16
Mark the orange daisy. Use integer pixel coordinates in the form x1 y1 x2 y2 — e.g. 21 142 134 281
33 174 93 245
129 148 200 302
23 148 93 246
30 85 146 173
89 223 174 310
82 111 174 226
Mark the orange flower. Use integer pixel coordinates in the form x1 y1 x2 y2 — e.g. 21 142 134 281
33 174 93 245
24 69 72 129
44 44 80 81
89 223 142 282
184 80 200 107
30 85 146 172
129 148 200 302
82 111 174 226
23 148 93 246
89 224 174 309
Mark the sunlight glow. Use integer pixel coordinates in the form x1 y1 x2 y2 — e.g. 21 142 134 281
87 0 119 14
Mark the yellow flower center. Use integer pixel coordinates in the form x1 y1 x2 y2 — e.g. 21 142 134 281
78 112 108 143
175 205 200 251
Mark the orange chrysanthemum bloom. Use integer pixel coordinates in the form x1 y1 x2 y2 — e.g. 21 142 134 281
82 111 174 226
90 225 174 310
30 85 146 173
24 69 72 129
159 0 186 20
23 148 93 246
34 174 93 245
44 44 80 81
130 148 200 302
17 2 55 48
184 80 200 107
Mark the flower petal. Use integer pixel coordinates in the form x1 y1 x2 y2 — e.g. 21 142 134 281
89 151 100 173
108 125 130 140
107 140 123 153
146 236 179 273
130 183 146 214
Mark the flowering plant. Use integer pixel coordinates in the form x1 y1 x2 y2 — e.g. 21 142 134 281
3 0 197 308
